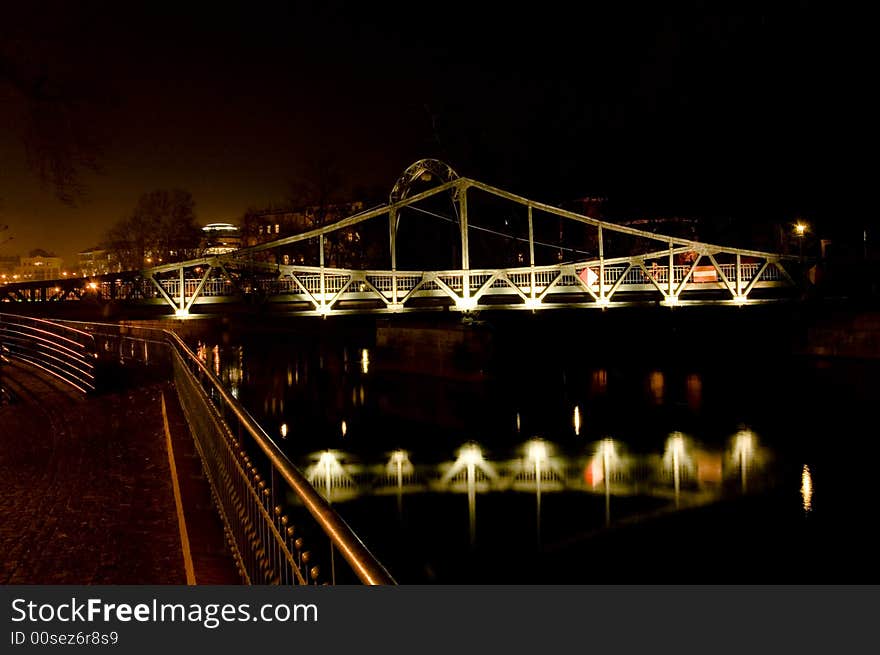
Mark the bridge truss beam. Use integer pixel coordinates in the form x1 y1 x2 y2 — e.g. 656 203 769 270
0 164 804 316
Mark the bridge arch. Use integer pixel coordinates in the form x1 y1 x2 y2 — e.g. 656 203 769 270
390 159 465 272
389 159 460 204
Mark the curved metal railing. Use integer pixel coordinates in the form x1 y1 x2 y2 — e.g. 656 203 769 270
0 313 97 393
62 319 395 585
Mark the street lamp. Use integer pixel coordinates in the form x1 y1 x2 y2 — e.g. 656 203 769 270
795 222 808 265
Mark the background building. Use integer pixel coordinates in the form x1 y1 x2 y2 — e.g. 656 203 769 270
78 247 116 277
242 202 365 248
16 249 63 281
0 254 20 282
201 223 241 255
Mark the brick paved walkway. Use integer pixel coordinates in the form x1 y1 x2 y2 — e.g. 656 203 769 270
0 360 237 584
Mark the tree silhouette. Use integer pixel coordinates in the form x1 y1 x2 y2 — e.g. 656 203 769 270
102 190 199 270
0 21 105 205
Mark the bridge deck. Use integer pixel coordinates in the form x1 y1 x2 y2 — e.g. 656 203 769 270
0 361 237 584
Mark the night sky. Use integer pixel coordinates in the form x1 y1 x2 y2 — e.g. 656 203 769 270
0 1 866 266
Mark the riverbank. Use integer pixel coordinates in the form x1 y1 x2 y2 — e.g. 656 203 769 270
0 360 237 584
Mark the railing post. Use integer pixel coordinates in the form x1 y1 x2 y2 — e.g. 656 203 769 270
528 205 536 301
668 242 674 298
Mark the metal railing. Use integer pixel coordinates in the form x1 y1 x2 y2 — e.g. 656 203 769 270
62 319 394 585
0 313 97 393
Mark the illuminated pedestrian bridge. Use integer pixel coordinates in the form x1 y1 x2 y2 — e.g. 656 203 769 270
1 160 802 315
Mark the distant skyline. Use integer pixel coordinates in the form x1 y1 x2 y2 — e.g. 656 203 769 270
1 2 865 267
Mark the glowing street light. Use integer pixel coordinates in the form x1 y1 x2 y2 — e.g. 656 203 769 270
573 405 581 436
794 221 809 267
280 423 288 439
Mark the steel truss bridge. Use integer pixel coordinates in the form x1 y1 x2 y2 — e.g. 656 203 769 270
1 160 801 316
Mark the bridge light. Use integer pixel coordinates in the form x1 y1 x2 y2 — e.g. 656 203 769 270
524 297 541 310
175 308 190 317
526 439 548 464
457 443 483 467
795 222 807 237
597 296 610 308
455 296 478 311
663 295 679 307
389 449 408 466
734 295 748 305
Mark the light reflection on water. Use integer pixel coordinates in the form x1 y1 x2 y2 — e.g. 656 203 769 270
801 464 813 513
195 333 846 581
198 337 779 510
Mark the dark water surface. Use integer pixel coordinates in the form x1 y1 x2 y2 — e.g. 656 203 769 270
190 308 880 583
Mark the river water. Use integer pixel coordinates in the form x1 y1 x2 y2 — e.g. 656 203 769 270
189 308 880 583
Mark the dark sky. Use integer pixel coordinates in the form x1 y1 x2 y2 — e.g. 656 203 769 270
0 1 866 266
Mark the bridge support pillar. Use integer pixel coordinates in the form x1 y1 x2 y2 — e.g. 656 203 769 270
179 266 185 313
389 208 398 305
319 234 326 313
598 226 605 301
528 206 536 303
736 253 742 298
458 182 471 309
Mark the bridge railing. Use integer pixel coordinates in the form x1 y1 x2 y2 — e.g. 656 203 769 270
0 313 97 393
59 320 394 585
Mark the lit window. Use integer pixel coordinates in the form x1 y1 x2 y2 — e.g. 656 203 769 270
275 224 280 234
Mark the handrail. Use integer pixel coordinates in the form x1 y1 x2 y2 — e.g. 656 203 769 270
60 318 395 584
162 329 395 585
0 313 97 393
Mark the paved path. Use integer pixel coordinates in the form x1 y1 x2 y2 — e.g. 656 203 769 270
0 360 237 584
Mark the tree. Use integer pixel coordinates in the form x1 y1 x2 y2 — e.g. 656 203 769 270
1 28 105 205
101 189 199 270
286 154 345 227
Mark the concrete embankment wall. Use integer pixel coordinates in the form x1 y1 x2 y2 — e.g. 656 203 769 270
375 320 492 380
801 310 880 359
